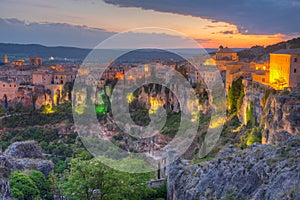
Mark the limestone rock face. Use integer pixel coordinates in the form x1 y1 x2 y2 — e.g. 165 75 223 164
168 138 300 200
4 141 44 159
263 93 300 145
238 80 264 125
0 141 54 199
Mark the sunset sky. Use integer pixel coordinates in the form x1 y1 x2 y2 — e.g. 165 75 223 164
0 0 299 48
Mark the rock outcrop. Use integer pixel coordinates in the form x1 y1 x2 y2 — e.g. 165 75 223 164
263 89 300 145
0 141 54 199
168 138 300 200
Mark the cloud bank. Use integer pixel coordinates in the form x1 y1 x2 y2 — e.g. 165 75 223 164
103 0 300 35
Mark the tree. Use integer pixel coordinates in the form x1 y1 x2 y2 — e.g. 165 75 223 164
227 78 244 114
9 172 40 200
61 158 155 200
29 170 53 200
272 77 287 90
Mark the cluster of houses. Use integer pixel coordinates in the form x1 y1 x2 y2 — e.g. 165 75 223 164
1 46 300 109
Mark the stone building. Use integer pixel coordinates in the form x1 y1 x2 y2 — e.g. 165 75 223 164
0 78 19 100
3 55 8 64
32 71 77 85
270 48 300 89
214 46 239 61
29 57 42 66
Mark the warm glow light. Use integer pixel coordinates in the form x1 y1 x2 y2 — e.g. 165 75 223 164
42 104 55 114
204 58 216 66
115 72 123 79
144 65 149 72
209 117 226 129
75 103 86 115
190 111 199 122
149 97 164 114
232 124 244 133
126 93 135 103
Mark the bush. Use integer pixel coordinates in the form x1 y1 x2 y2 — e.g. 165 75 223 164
29 170 53 200
241 127 262 148
9 172 40 200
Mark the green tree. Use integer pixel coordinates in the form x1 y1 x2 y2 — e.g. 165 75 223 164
9 172 40 200
228 78 244 114
61 158 155 200
29 170 53 200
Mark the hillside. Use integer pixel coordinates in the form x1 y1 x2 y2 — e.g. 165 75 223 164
0 43 91 61
238 37 300 61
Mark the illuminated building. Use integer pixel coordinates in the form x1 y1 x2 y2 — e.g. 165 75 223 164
29 57 42 66
225 62 250 91
13 60 25 66
270 49 300 90
213 46 239 61
32 71 77 85
4 55 9 64
252 71 270 85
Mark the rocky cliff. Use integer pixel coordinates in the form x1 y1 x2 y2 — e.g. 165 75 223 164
262 90 300 145
237 80 300 145
0 141 54 199
168 138 300 200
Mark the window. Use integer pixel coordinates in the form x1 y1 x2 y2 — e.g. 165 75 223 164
295 58 298 63
262 78 266 83
3 84 5 87
294 69 297 73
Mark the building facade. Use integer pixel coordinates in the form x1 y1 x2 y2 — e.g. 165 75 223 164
270 49 300 89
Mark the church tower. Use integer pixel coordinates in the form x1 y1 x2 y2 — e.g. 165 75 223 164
4 54 8 63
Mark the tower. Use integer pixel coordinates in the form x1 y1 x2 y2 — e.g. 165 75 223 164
4 54 8 63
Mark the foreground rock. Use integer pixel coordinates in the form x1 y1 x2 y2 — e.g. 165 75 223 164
168 138 300 200
0 141 54 199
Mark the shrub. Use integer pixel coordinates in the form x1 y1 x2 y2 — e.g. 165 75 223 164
9 172 40 200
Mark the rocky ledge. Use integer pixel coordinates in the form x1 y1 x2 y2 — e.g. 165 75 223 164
168 138 300 200
0 141 54 199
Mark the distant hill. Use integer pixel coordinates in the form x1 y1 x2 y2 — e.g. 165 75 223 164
0 43 91 61
0 43 214 63
238 37 300 61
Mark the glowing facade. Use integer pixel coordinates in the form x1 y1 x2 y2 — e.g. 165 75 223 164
3 55 8 64
270 49 300 90
214 46 239 61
